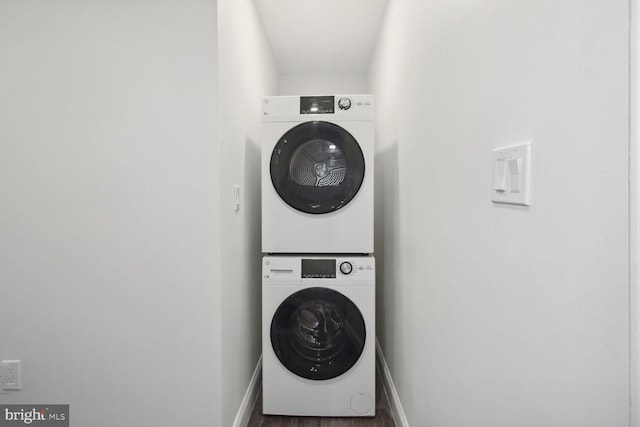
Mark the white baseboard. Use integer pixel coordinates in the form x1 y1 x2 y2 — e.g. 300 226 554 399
376 339 410 427
232 356 262 427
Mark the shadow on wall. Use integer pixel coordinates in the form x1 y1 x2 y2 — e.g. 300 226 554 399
374 140 419 418
374 142 399 351
244 136 263 358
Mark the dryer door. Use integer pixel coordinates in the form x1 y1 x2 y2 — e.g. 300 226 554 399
270 287 366 380
270 121 365 214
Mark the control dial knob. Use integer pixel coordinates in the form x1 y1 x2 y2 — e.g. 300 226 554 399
338 98 352 110
339 261 353 275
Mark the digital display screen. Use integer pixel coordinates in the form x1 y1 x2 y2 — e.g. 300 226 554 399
301 259 336 278
300 96 335 114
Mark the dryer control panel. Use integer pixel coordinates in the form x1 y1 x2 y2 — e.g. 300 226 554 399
300 96 335 114
262 95 373 122
299 96 355 114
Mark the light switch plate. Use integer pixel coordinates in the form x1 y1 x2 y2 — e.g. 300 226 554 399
491 142 532 206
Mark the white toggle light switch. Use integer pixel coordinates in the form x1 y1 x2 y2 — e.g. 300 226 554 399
494 158 506 192
491 143 532 206
508 158 521 193
233 185 240 212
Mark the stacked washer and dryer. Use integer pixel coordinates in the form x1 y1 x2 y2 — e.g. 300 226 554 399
261 95 376 417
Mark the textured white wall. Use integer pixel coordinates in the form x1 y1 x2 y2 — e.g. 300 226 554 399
218 1 278 425
279 74 367 95
368 1 630 426
0 1 221 426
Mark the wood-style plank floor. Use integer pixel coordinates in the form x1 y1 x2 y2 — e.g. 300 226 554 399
246 366 395 427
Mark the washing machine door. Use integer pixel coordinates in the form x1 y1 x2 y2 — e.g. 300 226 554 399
270 287 366 381
270 121 365 214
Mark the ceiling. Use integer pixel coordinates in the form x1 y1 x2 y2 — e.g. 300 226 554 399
253 0 388 75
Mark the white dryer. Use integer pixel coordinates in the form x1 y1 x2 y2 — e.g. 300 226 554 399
261 95 374 254
262 255 375 417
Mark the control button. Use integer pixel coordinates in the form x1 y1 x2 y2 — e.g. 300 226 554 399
339 262 353 275
338 98 352 110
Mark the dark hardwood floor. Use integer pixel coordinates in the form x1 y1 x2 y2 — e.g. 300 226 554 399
246 366 395 427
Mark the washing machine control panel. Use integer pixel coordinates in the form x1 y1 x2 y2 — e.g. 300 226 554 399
299 258 374 278
301 258 336 278
263 256 375 281
340 259 375 277
339 261 353 275
338 97 352 110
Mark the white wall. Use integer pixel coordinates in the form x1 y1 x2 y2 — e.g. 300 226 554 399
632 0 640 425
279 74 366 95
217 1 278 425
368 1 629 426
0 1 221 426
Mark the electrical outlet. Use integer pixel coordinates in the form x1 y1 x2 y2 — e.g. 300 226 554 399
1 360 21 390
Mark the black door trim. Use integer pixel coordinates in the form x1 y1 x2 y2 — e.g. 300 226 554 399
270 121 365 215
270 287 366 380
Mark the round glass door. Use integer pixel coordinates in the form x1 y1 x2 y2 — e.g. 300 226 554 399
270 121 365 214
270 287 366 381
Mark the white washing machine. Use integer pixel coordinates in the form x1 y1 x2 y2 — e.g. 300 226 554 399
261 95 374 254
262 255 375 417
